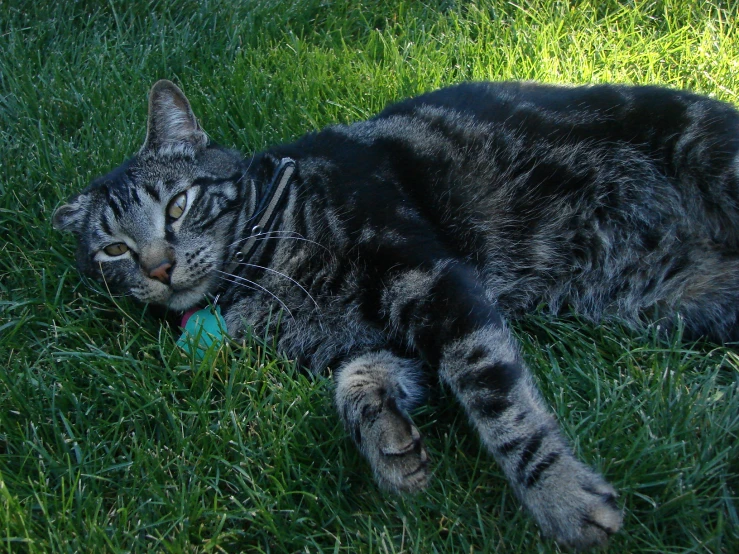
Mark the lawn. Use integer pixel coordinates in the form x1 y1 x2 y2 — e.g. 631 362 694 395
1 0 738 552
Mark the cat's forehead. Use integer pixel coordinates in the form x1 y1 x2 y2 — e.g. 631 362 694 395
88 158 190 210
89 146 243 194
84 157 192 234
91 155 194 193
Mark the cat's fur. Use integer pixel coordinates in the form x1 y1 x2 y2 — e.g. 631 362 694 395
54 79 739 549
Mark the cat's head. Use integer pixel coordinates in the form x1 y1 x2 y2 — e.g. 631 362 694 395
54 80 250 312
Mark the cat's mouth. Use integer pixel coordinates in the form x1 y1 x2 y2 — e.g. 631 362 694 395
162 274 217 312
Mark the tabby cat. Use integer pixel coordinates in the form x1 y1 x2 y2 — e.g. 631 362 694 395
54 79 739 549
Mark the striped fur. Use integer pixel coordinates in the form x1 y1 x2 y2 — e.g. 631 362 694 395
54 79 739 549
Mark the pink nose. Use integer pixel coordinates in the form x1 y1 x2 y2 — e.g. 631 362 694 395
149 262 173 284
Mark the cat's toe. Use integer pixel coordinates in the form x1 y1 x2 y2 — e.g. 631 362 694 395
379 424 429 492
560 485 622 550
380 423 421 455
531 465 622 551
365 402 430 493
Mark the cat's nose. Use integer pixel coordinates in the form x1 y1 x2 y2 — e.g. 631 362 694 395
149 261 173 284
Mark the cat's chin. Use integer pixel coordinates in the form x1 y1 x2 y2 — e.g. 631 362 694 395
166 291 207 312
166 284 213 312
162 273 219 312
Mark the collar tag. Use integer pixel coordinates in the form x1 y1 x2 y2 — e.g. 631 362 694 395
176 305 228 360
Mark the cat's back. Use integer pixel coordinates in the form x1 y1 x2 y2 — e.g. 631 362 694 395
281 81 739 250
380 80 723 122
276 81 739 317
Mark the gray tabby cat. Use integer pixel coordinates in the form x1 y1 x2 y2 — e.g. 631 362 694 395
54 79 739 549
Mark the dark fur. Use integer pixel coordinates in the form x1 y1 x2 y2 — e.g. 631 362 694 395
54 80 739 549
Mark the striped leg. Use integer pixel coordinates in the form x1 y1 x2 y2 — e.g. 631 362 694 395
384 261 623 549
440 324 622 550
334 351 429 492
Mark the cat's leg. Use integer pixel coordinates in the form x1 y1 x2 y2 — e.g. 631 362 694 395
644 244 739 342
664 256 739 342
439 324 622 549
383 261 622 549
334 351 429 492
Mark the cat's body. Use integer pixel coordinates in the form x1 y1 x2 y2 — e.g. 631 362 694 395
54 80 739 550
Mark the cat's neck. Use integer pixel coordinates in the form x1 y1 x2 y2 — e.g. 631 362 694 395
225 157 297 274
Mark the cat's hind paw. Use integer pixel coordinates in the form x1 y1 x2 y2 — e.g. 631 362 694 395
364 398 430 493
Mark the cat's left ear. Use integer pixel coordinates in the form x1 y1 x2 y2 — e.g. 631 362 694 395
53 193 90 234
141 80 208 155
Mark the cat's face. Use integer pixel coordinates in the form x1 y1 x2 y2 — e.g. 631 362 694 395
54 81 249 312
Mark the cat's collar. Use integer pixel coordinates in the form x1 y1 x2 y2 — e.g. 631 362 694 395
233 157 295 265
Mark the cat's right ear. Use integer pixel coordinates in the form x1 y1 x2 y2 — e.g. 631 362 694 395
52 193 89 234
141 80 208 155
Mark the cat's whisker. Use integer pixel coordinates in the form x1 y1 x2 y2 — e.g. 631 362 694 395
234 261 321 311
250 235 330 253
229 230 330 253
215 270 295 322
229 229 304 247
243 155 255 175
214 276 260 295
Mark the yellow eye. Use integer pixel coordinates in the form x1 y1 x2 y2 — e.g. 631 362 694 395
167 192 188 220
103 243 129 256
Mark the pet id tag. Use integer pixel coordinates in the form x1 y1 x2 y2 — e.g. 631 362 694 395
176 305 228 360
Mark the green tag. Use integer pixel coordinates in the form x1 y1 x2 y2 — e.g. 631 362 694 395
176 306 228 360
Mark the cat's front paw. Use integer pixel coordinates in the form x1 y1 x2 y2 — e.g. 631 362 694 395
524 458 622 550
362 398 430 493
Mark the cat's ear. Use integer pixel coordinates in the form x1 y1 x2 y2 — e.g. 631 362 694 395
141 80 208 154
53 193 90 234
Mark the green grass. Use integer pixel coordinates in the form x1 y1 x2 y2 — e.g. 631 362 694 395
1 0 738 551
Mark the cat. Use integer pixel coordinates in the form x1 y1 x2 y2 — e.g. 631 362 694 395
53 79 739 550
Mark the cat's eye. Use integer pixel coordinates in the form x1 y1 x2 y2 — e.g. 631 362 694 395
167 192 188 220
103 242 129 256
